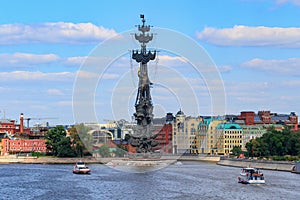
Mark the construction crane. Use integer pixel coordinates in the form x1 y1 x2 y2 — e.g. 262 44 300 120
24 117 58 128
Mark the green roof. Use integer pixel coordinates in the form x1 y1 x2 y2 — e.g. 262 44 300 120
203 118 212 124
216 123 242 130
197 117 211 129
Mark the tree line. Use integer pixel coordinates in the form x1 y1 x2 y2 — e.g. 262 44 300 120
45 124 127 158
245 127 300 160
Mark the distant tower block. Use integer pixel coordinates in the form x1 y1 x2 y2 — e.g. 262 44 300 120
130 15 158 154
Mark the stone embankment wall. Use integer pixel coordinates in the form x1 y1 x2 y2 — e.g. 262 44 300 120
0 155 221 164
217 158 294 172
177 156 220 162
0 156 102 164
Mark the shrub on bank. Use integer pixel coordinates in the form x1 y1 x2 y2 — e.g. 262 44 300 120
270 155 299 161
31 152 46 158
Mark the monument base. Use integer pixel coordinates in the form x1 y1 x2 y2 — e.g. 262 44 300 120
128 152 161 159
105 156 177 172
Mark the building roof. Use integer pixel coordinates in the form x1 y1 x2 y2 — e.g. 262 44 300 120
152 117 166 125
0 119 15 124
176 109 184 115
203 117 212 124
271 114 289 122
254 115 261 123
216 123 242 130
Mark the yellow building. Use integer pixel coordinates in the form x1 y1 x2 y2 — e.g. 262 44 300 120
197 117 225 154
215 123 243 155
172 110 202 154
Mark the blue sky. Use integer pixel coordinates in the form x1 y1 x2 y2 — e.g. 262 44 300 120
1 0 300 125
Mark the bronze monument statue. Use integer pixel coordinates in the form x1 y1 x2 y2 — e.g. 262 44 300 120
130 15 158 154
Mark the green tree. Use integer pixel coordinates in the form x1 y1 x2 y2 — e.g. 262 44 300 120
57 137 76 157
98 145 110 157
246 139 261 157
46 125 76 157
246 126 300 159
231 146 242 157
124 134 131 141
75 123 93 151
69 124 92 157
45 126 67 156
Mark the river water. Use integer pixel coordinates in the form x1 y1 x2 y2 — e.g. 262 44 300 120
0 161 299 200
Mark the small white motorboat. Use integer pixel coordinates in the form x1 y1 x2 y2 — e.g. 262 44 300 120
73 161 91 174
238 167 265 184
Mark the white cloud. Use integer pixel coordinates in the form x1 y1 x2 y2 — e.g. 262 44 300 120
236 96 265 103
63 56 88 66
279 96 293 100
157 55 188 66
102 73 119 79
28 105 49 110
241 58 300 75
276 0 300 6
0 71 74 81
57 101 73 106
197 25 300 47
47 89 64 95
226 81 270 94
223 80 272 113
0 22 117 44
75 70 119 79
0 53 60 68
218 65 232 73
0 86 11 92
280 80 300 87
0 53 91 69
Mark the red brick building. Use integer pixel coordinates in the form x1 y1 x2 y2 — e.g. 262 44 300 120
238 111 298 131
0 113 47 155
239 111 255 125
153 124 173 154
258 111 271 124
288 112 298 131
1 138 46 155
0 113 30 136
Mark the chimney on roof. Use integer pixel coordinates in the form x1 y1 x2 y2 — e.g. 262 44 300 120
20 113 24 133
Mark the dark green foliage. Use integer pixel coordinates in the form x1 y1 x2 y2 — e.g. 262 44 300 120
56 137 76 157
46 124 92 157
45 125 68 156
246 126 300 159
69 124 92 157
231 146 242 156
31 152 45 157
97 145 110 157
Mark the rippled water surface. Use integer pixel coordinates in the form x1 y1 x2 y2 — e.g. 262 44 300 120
0 161 299 200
